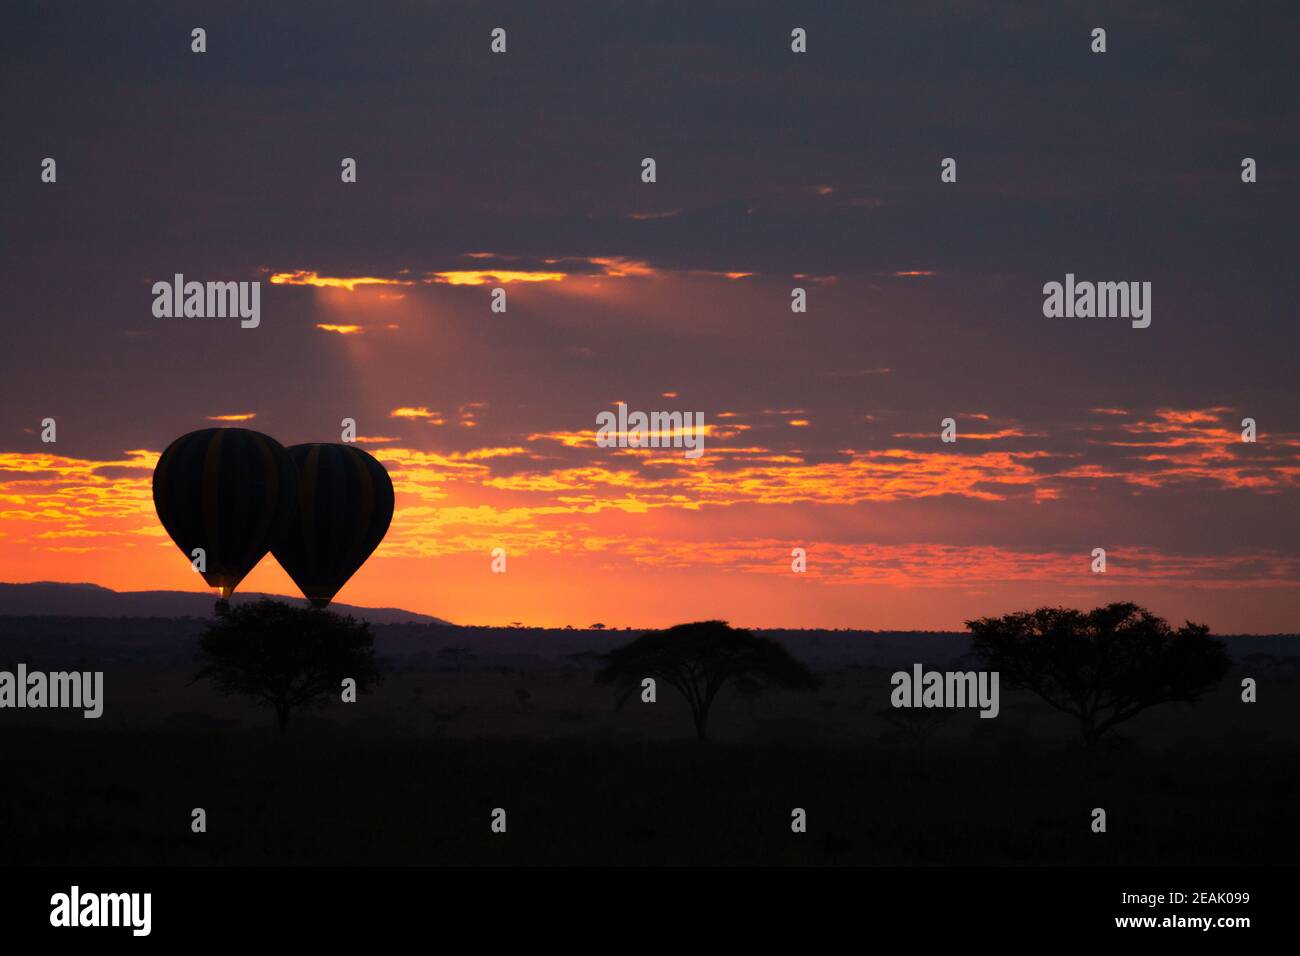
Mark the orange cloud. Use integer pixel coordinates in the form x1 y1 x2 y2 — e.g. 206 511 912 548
206 413 255 422
1153 407 1235 426
586 257 657 278
689 269 756 280
1072 407 1300 491
427 270 566 286
389 407 445 424
316 324 362 335
893 428 1040 441
269 271 413 291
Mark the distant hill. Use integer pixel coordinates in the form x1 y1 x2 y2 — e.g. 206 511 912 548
0 582 450 626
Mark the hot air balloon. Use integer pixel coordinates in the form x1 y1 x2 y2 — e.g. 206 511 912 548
272 443 394 608
152 428 298 599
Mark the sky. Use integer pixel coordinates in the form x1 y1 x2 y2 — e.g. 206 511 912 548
1 1 1297 631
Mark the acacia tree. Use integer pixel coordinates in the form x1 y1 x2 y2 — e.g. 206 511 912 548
597 620 820 740
193 598 381 732
967 602 1230 749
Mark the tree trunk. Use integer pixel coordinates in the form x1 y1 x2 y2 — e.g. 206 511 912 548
692 706 709 741
275 705 290 733
1080 717 1100 750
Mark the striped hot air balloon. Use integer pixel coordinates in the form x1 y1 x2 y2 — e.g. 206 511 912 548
272 443 395 608
152 428 297 599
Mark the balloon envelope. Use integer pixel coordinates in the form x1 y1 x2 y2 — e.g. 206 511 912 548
272 443 394 608
152 428 297 598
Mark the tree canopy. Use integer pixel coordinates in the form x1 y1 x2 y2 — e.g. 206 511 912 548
597 620 820 739
967 602 1230 748
193 598 381 732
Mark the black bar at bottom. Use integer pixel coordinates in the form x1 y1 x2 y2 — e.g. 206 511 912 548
0 865 1284 942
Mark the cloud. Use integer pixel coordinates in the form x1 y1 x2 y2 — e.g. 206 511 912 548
427 270 567 286
389 407 445 423
269 271 414 291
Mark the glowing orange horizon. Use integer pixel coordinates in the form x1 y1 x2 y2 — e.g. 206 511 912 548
2 406 1298 629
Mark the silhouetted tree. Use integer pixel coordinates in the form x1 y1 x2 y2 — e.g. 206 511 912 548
597 620 820 740
193 599 381 732
967 602 1230 749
